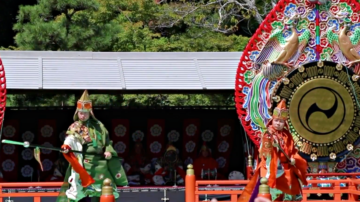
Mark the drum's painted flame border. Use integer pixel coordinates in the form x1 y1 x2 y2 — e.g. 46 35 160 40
0 57 7 132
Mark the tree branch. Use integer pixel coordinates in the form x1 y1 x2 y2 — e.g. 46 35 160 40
151 0 274 34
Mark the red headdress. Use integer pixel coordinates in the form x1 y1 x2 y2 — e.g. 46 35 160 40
272 99 288 120
73 90 97 121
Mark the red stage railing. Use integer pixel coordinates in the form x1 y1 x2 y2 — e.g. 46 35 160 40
0 182 62 202
185 165 360 202
0 167 359 202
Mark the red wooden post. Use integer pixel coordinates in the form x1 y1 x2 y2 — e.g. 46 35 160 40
185 164 196 202
100 178 115 202
258 178 272 200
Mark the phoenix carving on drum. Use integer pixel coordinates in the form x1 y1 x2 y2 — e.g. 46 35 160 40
243 12 310 129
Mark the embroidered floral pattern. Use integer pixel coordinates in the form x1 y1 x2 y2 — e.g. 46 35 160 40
22 131 34 143
216 157 227 168
167 130 180 142
218 141 230 153
2 159 15 172
201 130 214 142
220 125 231 137
22 149 33 160
42 159 53 171
150 124 162 136
150 141 162 153
3 145 15 155
41 142 53 154
21 165 34 177
186 124 197 136
114 124 126 137
114 141 126 154
185 141 196 153
3 126 15 138
41 125 53 137
132 130 144 142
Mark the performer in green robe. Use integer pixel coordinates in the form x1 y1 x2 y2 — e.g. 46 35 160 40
57 90 128 202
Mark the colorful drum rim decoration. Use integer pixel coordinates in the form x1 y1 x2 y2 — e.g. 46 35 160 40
271 61 360 161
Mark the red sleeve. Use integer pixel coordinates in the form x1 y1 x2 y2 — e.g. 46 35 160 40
193 160 202 178
154 168 166 176
212 159 218 168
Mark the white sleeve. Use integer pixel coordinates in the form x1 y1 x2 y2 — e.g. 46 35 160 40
64 135 83 153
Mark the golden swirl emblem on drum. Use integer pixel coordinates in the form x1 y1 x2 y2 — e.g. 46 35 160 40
271 61 360 160
290 78 354 143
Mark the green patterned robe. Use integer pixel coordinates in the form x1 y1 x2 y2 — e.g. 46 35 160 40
57 118 128 202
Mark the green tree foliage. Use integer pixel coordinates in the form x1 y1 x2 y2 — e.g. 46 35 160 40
13 0 249 51
0 0 37 48
6 0 246 107
14 0 122 51
6 93 234 107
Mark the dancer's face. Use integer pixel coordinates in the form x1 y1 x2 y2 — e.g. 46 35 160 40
78 111 90 121
272 118 285 131
201 150 209 158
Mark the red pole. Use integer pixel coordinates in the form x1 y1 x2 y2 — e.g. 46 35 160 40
185 164 196 202
100 178 115 202
258 177 272 200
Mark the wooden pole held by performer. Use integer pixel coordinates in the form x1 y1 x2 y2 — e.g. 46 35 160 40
246 155 253 180
100 178 115 202
258 177 271 200
185 164 195 202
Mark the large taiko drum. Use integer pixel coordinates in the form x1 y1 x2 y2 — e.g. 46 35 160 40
270 61 360 161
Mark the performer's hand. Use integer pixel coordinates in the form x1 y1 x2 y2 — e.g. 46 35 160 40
268 127 276 134
290 157 296 165
255 197 271 202
61 145 71 154
272 138 279 147
104 151 112 159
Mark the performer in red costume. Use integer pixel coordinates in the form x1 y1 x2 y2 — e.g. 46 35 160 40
238 99 308 202
193 142 218 180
